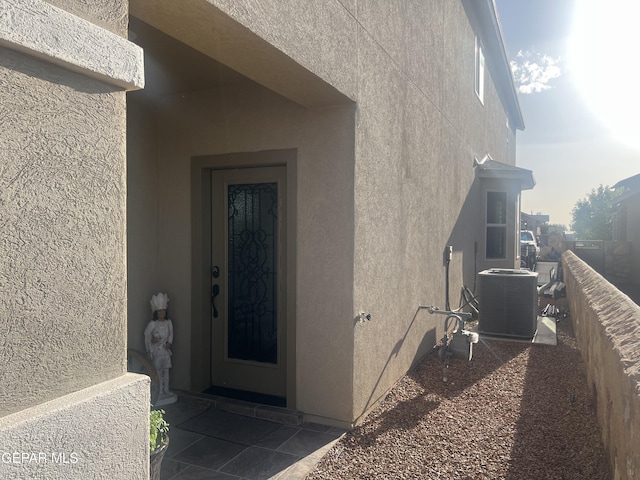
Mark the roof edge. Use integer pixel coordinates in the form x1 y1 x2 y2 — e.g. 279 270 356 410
477 160 535 190
467 0 524 130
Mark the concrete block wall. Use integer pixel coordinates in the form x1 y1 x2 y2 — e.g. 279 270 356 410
562 250 640 480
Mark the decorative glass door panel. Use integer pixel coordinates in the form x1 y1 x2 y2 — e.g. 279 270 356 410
227 183 278 364
210 167 286 398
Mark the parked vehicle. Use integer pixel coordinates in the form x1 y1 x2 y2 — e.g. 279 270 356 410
520 230 540 269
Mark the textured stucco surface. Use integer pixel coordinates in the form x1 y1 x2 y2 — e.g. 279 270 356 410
350 0 518 418
0 0 143 90
2 0 149 476
0 374 149 480
130 0 351 107
205 0 358 100
0 46 127 416
128 83 357 425
45 0 129 36
563 251 640 480
127 0 521 426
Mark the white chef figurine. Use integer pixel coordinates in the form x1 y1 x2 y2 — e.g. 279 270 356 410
144 292 177 405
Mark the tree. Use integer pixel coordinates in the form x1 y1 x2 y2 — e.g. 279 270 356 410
571 185 620 240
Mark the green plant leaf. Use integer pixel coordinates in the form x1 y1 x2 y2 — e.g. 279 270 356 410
150 408 169 452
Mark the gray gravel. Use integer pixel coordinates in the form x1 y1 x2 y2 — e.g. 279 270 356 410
307 318 610 479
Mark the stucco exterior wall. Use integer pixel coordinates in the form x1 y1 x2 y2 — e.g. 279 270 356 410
1 1 147 477
208 0 358 102
128 83 357 424
206 0 517 424
45 0 129 35
351 1 517 419
0 46 128 415
0 374 149 480
563 251 640 480
127 0 518 426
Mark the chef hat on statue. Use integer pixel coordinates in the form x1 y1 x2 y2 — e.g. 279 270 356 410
150 292 170 313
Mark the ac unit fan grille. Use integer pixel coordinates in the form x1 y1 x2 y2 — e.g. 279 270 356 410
478 269 538 338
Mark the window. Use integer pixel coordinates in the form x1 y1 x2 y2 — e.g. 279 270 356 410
475 36 485 104
520 231 535 242
486 191 506 259
516 193 521 257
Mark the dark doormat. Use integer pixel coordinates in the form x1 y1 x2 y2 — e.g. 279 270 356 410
203 386 286 408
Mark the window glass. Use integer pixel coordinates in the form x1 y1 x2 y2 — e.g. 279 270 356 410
520 231 534 242
475 37 485 103
227 183 278 364
486 191 507 259
487 192 506 224
487 227 506 259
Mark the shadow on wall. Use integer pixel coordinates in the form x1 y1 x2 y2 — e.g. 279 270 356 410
446 177 484 303
359 308 438 417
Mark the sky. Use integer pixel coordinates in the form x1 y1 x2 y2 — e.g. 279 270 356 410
495 0 640 229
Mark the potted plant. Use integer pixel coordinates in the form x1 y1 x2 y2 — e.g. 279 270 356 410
149 408 169 480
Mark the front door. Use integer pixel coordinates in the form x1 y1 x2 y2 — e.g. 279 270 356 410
210 166 287 398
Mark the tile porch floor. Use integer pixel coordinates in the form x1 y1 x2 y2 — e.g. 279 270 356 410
159 393 346 480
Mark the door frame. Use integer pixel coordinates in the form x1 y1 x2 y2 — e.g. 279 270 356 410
190 150 297 408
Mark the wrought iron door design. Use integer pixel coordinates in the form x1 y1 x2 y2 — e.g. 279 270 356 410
227 183 278 364
210 167 286 398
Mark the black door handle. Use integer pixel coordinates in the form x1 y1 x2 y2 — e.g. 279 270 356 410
212 283 220 318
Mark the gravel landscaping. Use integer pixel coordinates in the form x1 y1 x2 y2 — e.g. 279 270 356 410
307 315 610 479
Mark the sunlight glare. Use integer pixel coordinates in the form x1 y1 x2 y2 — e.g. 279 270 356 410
569 0 640 149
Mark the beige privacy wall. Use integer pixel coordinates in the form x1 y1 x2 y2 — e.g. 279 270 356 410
563 251 640 480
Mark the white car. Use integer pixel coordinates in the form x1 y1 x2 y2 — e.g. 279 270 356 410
520 230 540 268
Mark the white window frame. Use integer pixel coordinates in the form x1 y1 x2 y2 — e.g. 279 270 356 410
516 193 521 260
475 36 485 104
486 191 507 260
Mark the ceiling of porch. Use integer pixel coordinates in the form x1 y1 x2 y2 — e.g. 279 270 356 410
127 16 250 101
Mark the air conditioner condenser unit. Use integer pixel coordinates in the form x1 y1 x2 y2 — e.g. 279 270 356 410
478 269 538 339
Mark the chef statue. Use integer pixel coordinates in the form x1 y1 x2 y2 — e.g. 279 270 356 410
145 292 177 405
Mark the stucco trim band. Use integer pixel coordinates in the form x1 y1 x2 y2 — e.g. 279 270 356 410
0 373 150 479
0 0 144 90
